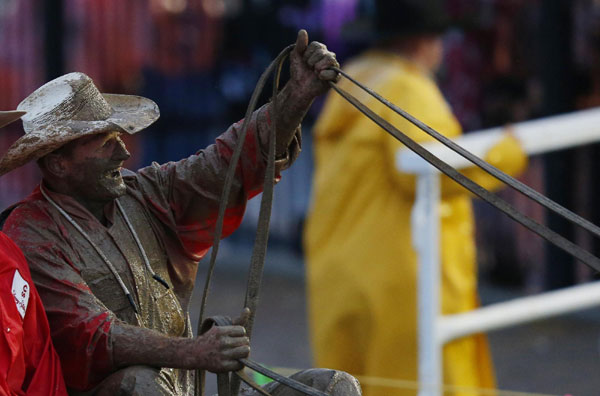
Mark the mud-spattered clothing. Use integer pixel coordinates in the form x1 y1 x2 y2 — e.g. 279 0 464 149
0 232 67 396
304 51 527 395
3 107 299 394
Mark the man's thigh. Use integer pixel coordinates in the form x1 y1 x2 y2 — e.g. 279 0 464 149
243 368 361 396
71 365 178 396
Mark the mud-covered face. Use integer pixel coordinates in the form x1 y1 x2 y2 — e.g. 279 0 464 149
60 131 131 203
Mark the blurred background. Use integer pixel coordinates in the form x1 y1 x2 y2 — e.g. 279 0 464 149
2 0 600 394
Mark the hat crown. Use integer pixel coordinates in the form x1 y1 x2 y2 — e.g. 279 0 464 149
17 72 113 134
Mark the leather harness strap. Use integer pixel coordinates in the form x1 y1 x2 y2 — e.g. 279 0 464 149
331 66 600 240
195 45 295 396
328 79 600 273
228 44 289 396
197 44 335 396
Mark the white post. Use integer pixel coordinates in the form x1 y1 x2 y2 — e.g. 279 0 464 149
412 170 442 396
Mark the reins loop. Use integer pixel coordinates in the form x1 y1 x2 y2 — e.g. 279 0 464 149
195 44 294 396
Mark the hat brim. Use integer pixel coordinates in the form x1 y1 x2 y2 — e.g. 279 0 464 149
0 94 159 176
102 94 160 134
0 111 26 129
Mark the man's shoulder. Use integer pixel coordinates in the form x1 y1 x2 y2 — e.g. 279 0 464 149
121 168 137 179
2 191 58 244
123 165 166 192
4 191 52 223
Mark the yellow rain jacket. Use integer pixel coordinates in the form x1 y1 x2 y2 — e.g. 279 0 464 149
304 51 527 396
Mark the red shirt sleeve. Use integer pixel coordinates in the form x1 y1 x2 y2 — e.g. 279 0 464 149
0 233 67 396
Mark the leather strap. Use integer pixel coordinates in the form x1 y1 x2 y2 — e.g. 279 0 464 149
239 359 329 396
229 43 291 396
331 66 600 240
195 45 294 396
234 370 272 396
329 81 600 273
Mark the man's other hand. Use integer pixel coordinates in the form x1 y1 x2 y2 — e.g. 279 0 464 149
290 29 340 100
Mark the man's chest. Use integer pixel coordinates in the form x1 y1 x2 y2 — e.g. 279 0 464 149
66 198 186 336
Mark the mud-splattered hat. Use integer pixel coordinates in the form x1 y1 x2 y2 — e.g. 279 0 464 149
0 111 25 129
0 72 160 176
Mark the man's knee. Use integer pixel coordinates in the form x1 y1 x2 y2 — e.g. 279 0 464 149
303 369 361 396
262 368 362 395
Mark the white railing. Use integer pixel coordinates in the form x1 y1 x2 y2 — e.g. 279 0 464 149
397 107 600 396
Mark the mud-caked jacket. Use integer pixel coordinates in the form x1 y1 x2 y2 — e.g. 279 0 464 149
2 105 300 393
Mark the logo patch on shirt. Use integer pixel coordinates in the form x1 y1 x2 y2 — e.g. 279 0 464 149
11 270 29 319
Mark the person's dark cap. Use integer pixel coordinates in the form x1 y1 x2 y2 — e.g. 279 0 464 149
343 0 454 43
377 0 451 36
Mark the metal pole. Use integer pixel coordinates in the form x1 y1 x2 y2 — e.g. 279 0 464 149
413 171 441 396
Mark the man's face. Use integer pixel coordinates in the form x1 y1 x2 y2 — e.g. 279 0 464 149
60 131 131 203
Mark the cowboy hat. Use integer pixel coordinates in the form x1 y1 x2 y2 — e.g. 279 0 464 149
0 72 160 176
0 111 26 129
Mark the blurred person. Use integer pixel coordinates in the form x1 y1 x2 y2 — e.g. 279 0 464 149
0 111 67 395
304 1 527 395
0 31 361 396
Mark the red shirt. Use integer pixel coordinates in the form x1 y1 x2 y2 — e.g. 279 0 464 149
0 232 67 395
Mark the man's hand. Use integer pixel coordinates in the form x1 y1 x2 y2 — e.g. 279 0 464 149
289 29 340 100
112 309 252 373
193 308 251 373
258 29 338 160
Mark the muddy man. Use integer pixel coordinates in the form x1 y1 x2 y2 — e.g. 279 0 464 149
0 30 362 396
